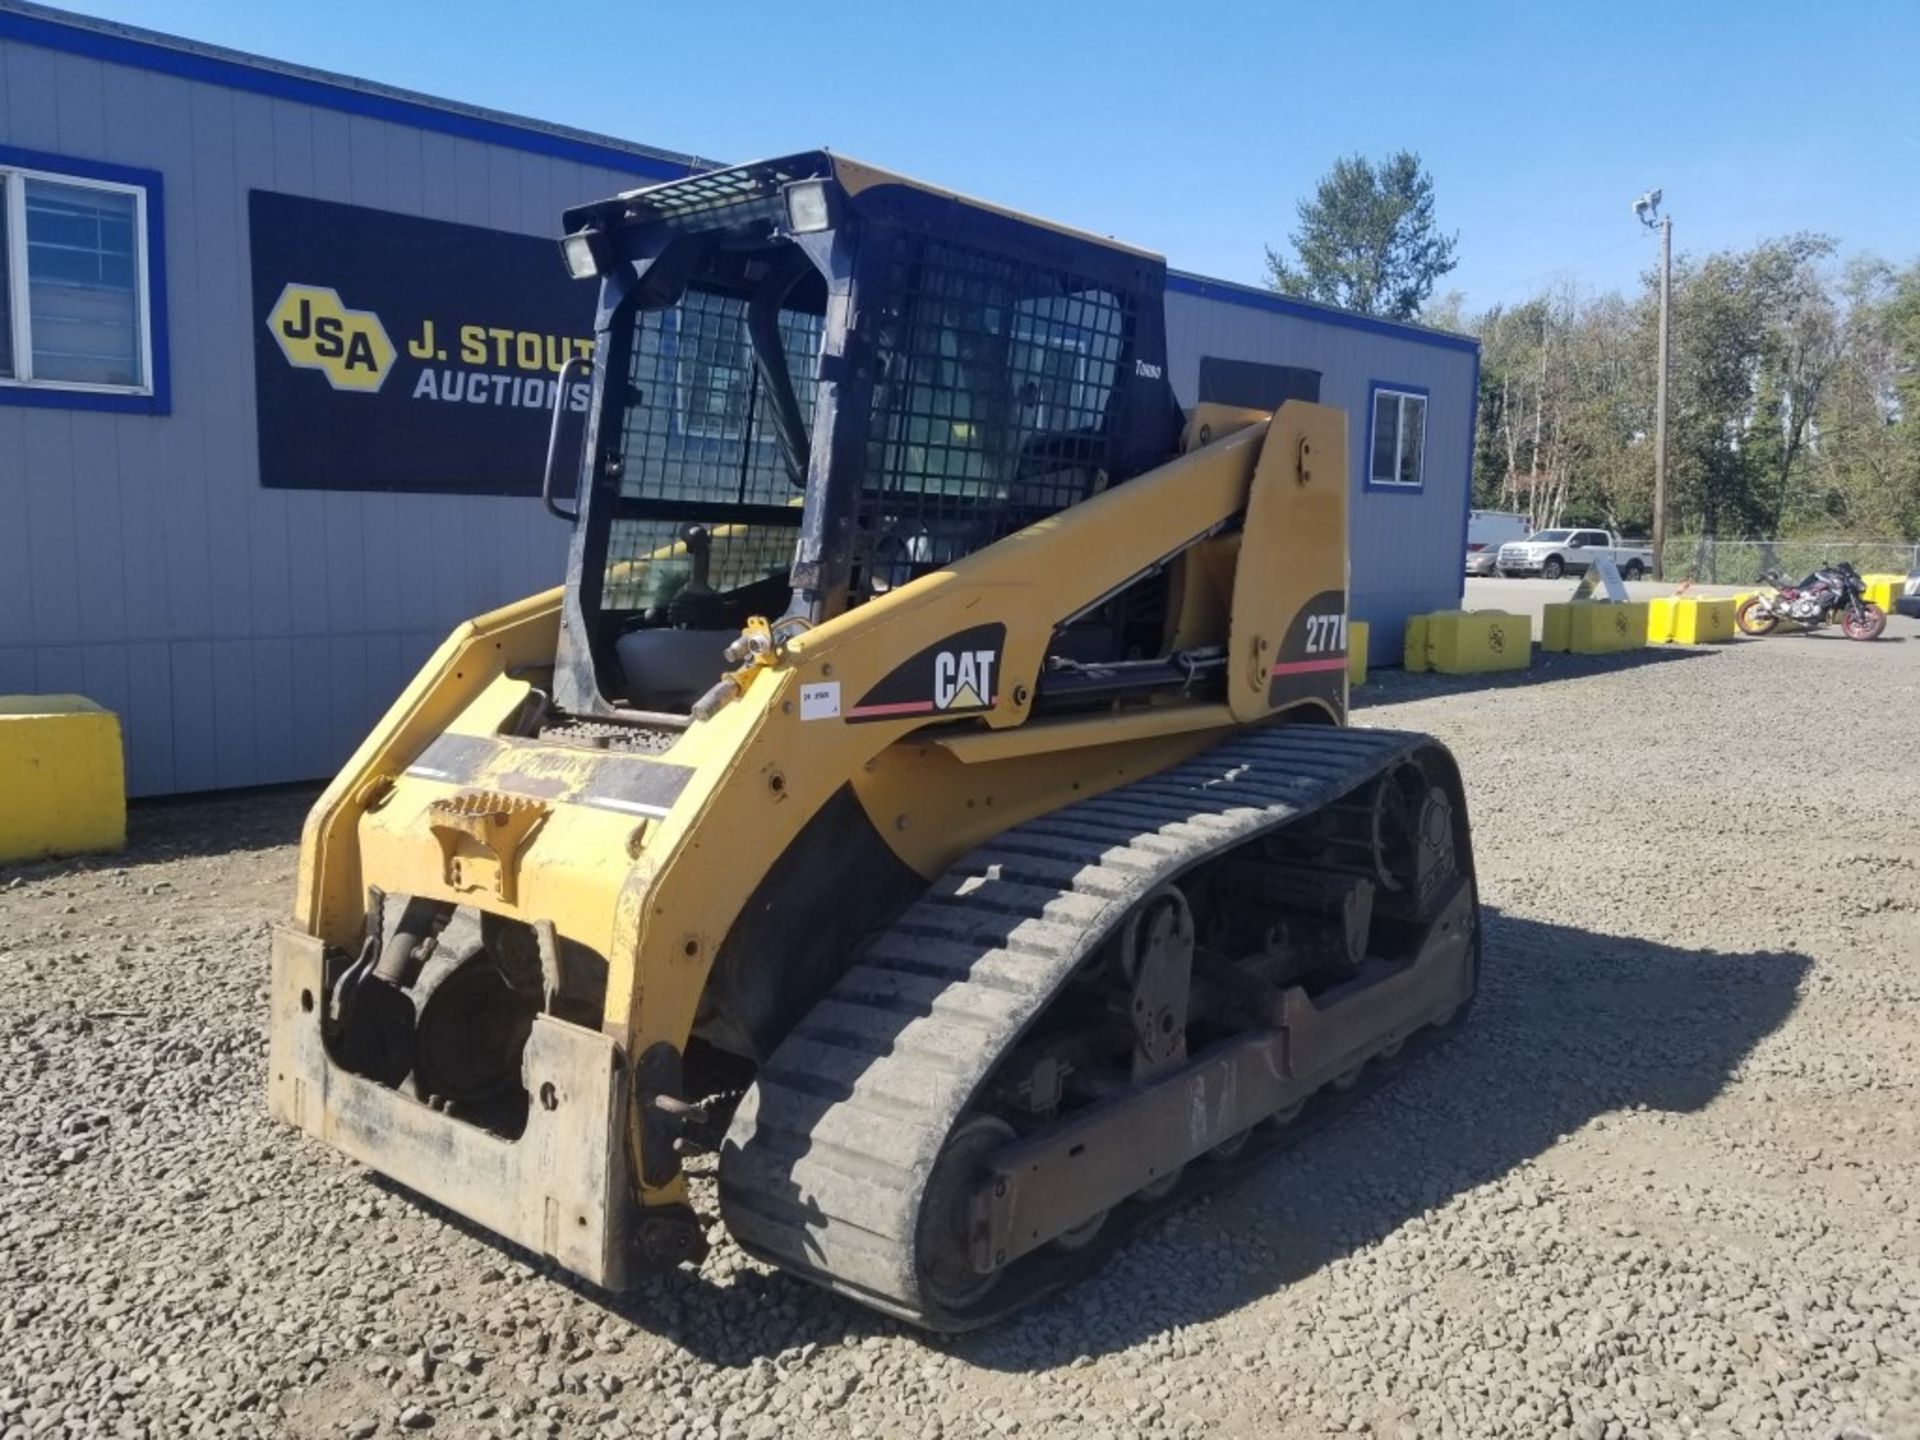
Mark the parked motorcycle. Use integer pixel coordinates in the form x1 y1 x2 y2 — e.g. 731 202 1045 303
1736 561 1886 640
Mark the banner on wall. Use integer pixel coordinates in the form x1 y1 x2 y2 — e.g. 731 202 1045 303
249 190 595 494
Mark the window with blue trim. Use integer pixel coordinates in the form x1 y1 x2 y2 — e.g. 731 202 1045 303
0 163 154 395
1368 385 1426 489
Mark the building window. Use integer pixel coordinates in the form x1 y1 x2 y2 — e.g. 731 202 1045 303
1367 382 1427 491
0 148 166 411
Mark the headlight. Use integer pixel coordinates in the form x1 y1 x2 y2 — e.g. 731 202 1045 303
783 180 833 235
559 226 609 280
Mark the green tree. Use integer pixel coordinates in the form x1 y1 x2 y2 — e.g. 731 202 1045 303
1816 259 1920 537
1460 239 1920 553
1659 234 1835 538
1266 152 1458 321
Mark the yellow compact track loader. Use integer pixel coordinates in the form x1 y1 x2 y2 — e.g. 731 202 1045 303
268 152 1479 1330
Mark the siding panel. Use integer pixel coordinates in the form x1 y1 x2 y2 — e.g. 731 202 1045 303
325 633 369 772
190 83 257 641
124 643 176 796
168 640 217 792
210 637 258 787
0 407 33 647
284 490 330 636
384 123 425 216
248 636 295 783
346 114 389 209
22 410 79 646
288 636 332 781
451 139 491 226
0 647 34 696
98 54 169 167
116 419 171 647
322 491 368 634
68 415 127 644
308 107 354 202
364 630 406 720
78 643 131 738
3 37 62 147
50 50 106 156
270 98 316 193
32 643 84 693
359 491 402 633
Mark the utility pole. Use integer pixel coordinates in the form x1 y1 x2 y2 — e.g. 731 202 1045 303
1653 213 1671 581
1633 190 1671 580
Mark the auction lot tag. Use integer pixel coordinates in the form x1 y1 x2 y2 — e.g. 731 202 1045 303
800 682 841 721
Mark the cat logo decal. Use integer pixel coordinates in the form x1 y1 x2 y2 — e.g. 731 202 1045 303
844 624 1006 723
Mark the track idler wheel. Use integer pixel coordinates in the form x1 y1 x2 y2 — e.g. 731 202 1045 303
915 1114 1016 1313
1118 885 1194 1081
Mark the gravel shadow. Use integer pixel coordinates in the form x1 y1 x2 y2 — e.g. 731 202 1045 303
1353 645 1717 706
370 904 1807 1367
949 905 1810 1369
0 782 318 882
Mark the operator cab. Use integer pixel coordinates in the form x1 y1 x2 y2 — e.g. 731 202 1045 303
549 151 1183 720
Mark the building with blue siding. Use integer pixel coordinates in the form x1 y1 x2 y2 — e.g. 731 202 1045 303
0 0 1477 796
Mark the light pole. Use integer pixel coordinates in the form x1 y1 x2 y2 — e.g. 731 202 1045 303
1633 189 1671 580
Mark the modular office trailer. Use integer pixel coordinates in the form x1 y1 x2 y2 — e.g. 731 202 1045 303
0 1 1478 796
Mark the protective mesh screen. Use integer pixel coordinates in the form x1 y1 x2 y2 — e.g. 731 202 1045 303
855 233 1130 596
601 288 821 612
618 159 816 231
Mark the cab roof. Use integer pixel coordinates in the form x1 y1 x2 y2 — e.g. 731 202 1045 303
562 149 1162 263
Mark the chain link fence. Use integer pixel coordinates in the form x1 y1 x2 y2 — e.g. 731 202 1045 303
1663 537 1920 584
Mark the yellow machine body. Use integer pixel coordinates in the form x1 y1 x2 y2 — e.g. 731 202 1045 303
269 153 1477 1329
270 401 1352 1274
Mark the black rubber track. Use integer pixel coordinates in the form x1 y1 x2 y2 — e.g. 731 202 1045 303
717 724 1470 1329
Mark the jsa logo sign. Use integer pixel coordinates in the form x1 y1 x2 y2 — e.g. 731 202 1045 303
266 284 396 393
933 648 996 711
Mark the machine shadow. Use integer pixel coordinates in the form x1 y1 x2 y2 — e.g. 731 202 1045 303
380 904 1806 1368
947 906 1807 1370
1352 644 1715 705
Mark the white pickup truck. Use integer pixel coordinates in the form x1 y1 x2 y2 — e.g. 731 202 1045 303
1496 528 1654 581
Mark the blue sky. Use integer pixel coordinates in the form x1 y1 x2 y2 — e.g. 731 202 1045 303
53 0 1920 312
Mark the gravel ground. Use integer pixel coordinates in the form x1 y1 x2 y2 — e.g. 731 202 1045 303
4 626 1918 1440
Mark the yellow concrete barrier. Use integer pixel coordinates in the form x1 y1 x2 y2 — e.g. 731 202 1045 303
1424 611 1532 673
0 696 126 865
1688 598 1738 643
1542 601 1649 654
1541 603 1571 652
1863 578 1898 612
1403 614 1429 673
1347 619 1369 687
1649 596 1736 644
